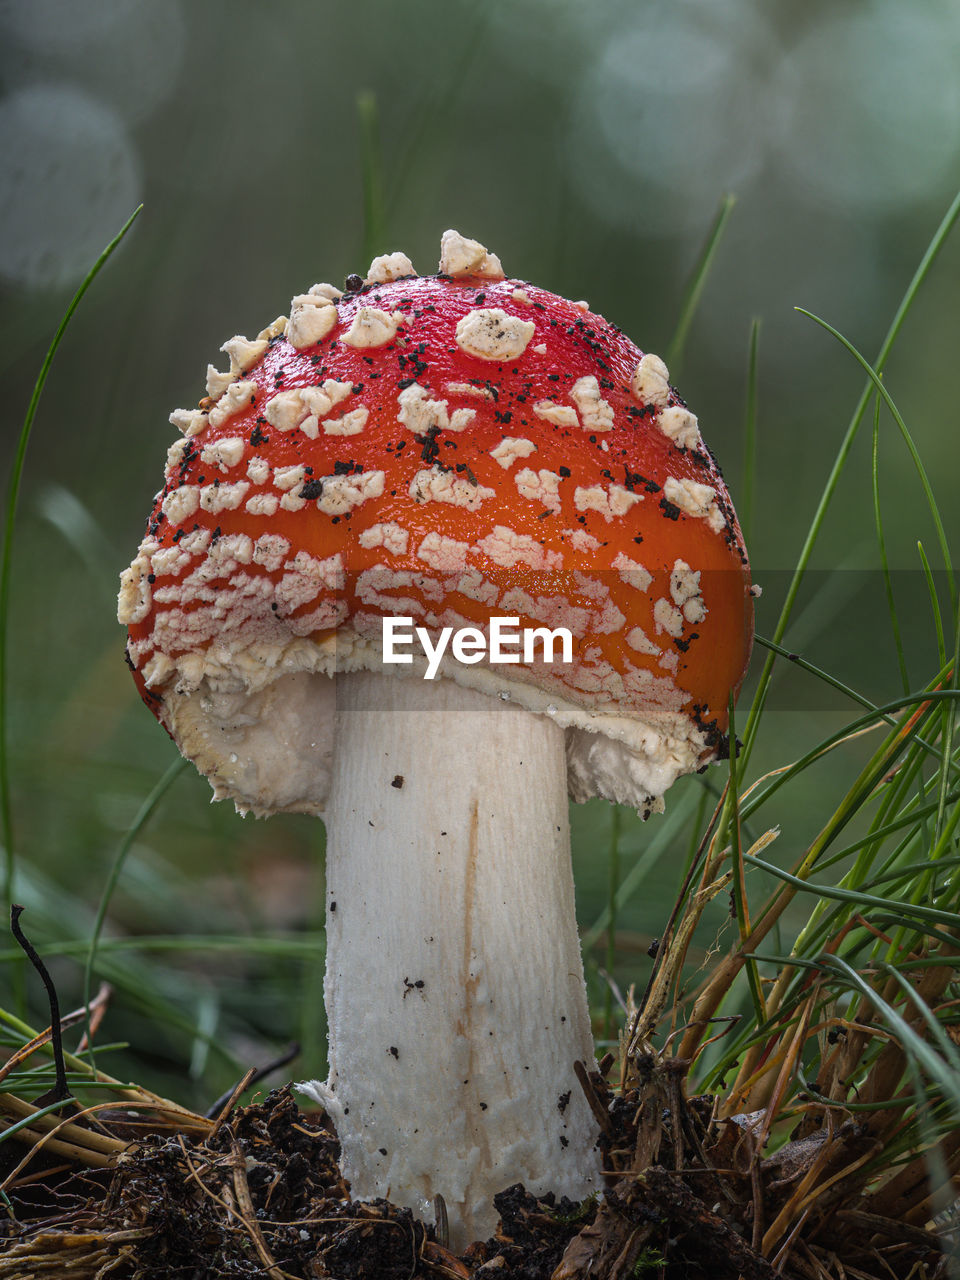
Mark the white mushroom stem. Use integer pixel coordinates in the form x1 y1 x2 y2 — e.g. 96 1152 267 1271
302 670 602 1249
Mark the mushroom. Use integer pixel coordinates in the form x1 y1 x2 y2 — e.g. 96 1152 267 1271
118 230 753 1247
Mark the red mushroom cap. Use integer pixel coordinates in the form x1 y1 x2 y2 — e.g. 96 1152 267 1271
119 232 753 814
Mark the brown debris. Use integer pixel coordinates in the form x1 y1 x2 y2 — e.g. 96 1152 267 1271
1 1064 955 1279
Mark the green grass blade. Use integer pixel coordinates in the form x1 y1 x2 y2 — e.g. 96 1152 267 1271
871 391 910 694
742 688 956 823
726 697 746 941
581 788 698 953
740 317 761 547
814 804 956 880
821 955 960 1112
0 204 142 1000
603 804 622 1041
754 634 881 718
736 689 953 974
917 542 947 671
357 91 387 264
739 188 960 773
796 308 955 602
0 934 327 961
926 730 960 866
898 1058 958 1242
883 963 960 1067
860 853 960 894
753 634 949 772
726 696 765 1024
743 852 960 932
665 193 736 376
384 11 487 217
936 597 960 853
83 756 189 1071
0 1097 75 1149
36 483 120 605
0 1006 143 1092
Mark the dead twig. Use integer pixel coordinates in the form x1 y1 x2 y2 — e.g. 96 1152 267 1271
206 1067 257 1141
229 1138 295 1280
573 1060 613 1138
204 1042 300 1121
10 904 69 1105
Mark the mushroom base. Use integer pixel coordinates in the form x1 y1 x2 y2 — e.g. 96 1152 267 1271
300 670 602 1249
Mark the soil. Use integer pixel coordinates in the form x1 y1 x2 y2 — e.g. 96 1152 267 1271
1 1064 954 1279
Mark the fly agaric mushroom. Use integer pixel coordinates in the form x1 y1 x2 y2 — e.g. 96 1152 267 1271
119 230 753 1247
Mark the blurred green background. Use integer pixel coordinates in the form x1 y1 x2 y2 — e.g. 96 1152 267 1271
1 0 959 1109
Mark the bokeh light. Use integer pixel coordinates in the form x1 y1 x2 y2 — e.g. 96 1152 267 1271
567 0 778 236
0 84 141 291
0 0 185 124
776 1 960 214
